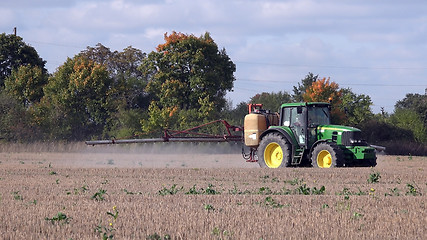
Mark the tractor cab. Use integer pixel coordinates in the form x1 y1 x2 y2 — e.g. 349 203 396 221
280 102 331 148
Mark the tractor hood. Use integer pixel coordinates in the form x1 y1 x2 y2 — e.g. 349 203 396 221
317 125 366 146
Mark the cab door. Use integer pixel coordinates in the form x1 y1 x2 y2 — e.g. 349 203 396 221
282 106 307 146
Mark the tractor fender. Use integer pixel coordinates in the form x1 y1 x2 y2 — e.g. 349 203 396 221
259 127 298 147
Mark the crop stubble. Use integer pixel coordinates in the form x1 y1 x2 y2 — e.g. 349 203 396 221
0 150 425 239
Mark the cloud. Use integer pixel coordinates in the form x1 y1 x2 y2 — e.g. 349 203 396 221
2 0 426 113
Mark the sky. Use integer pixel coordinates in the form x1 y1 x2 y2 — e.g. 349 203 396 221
1 0 426 113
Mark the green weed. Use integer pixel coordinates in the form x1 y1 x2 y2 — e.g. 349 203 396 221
257 186 274 195
158 184 182 196
258 196 288 208
406 183 421 196
95 206 119 240
228 184 251 195
184 184 220 195
385 187 400 196
212 227 233 239
92 189 107 201
123 189 142 195
204 204 215 212
45 212 71 225
12 191 23 201
295 183 326 195
352 211 364 220
146 233 171 240
368 171 381 183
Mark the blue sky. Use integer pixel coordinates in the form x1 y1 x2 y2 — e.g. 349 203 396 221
1 0 426 113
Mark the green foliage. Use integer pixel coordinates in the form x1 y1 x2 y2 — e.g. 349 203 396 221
250 91 291 112
222 101 247 126
140 31 236 132
185 184 220 195
45 212 71 225
0 91 38 141
391 108 427 143
340 88 374 127
4 65 48 106
95 206 119 240
0 33 47 87
203 204 215 211
295 183 326 195
406 183 421 196
38 56 113 140
92 189 107 201
158 184 182 196
258 196 287 208
79 44 150 110
12 191 23 201
292 72 318 102
368 171 381 183
146 233 171 240
395 93 427 127
211 227 234 239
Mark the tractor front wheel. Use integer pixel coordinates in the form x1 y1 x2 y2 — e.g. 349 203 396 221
311 143 344 168
257 133 291 168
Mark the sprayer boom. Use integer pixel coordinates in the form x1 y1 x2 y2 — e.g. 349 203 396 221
85 120 243 146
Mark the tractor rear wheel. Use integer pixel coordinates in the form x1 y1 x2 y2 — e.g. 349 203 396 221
311 142 344 168
257 133 291 168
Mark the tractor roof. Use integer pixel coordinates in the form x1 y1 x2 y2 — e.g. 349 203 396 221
280 102 330 108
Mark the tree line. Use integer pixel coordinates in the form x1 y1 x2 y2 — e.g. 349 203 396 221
0 32 426 155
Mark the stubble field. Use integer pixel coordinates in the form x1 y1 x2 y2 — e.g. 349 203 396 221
0 143 425 239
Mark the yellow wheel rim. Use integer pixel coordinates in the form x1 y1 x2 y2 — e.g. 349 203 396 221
264 142 283 168
317 150 332 168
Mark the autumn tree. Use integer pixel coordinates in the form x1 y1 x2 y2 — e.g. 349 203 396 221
303 77 346 124
140 31 236 131
292 72 318 102
36 56 113 140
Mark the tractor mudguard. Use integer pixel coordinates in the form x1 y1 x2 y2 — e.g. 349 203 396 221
259 127 298 147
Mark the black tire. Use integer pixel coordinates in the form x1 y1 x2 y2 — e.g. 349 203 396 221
311 142 344 168
257 133 291 168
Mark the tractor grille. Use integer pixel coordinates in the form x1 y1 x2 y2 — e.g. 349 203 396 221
341 131 368 146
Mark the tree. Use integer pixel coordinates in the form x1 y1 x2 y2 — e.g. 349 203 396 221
4 65 48 106
0 33 46 87
250 91 292 112
79 44 149 109
395 93 427 127
38 56 112 140
292 72 318 102
0 91 39 141
340 88 374 127
302 77 346 124
222 100 248 126
140 31 236 131
391 108 427 143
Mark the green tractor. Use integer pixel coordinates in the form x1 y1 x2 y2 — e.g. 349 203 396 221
243 102 377 168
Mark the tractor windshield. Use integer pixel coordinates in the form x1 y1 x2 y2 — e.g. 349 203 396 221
308 105 330 126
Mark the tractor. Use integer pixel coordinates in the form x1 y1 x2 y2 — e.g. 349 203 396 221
243 102 377 168
86 101 377 168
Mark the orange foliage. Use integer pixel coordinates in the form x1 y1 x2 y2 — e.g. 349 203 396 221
303 77 346 124
156 31 191 52
303 77 341 103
